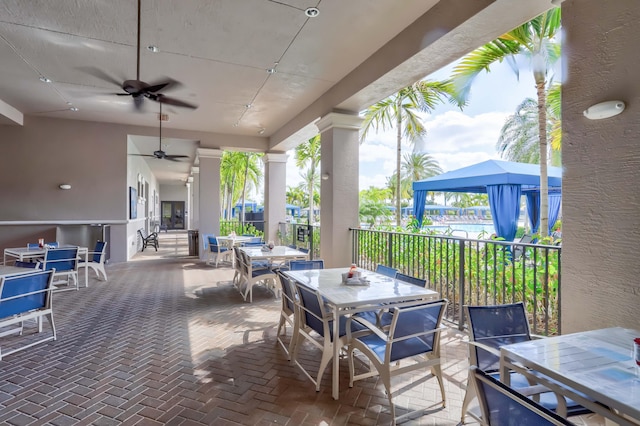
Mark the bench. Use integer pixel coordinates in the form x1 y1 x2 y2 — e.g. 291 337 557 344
0 269 56 360
138 228 159 252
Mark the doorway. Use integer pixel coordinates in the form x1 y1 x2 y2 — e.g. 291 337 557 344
161 201 185 230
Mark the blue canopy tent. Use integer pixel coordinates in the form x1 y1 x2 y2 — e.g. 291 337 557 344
412 160 562 241
286 203 301 217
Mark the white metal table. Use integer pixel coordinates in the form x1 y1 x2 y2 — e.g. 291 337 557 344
500 327 640 425
4 245 89 288
0 265 33 277
239 245 308 263
284 267 440 400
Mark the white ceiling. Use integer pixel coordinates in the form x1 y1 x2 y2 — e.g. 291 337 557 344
0 0 553 183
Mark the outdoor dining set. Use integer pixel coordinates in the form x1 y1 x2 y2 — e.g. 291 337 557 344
205 234 640 425
0 241 108 360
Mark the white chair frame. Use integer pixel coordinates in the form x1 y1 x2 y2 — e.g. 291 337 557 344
78 241 108 283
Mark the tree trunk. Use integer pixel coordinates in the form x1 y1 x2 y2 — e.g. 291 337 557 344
536 78 549 238
240 154 250 229
396 98 402 227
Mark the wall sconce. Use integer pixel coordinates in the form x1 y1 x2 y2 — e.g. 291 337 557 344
583 100 626 120
321 173 330 181
59 184 71 190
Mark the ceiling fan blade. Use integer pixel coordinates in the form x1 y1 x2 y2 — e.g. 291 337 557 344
165 154 189 159
129 153 156 157
154 94 198 109
163 156 184 162
79 66 123 88
145 80 175 93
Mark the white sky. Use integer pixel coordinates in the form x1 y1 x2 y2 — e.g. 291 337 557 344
284 60 538 192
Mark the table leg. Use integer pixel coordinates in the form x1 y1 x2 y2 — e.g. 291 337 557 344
332 309 340 400
499 351 511 386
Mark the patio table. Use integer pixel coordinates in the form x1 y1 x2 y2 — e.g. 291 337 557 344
500 327 640 425
4 245 89 288
239 245 308 265
284 267 439 400
0 265 33 277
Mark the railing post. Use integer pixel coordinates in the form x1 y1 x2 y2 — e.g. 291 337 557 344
458 239 466 331
387 232 393 268
308 224 313 260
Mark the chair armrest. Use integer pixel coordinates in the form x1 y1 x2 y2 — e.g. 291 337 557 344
347 314 388 341
467 340 502 358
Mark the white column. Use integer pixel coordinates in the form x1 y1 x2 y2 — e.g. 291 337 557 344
197 148 222 261
190 167 200 230
317 112 363 268
185 176 194 230
262 153 288 244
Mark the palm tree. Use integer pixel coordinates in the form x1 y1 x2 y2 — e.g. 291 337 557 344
452 9 561 237
220 151 247 219
297 168 320 223
497 84 562 166
361 80 462 226
239 153 263 227
294 135 321 224
401 152 442 198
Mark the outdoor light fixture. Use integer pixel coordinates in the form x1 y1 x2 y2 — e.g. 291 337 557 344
147 45 159 52
59 184 71 190
258 128 265 135
321 173 330 180
39 76 52 83
583 100 626 120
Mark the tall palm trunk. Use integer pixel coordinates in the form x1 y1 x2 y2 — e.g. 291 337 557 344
395 97 402 226
535 77 549 237
308 161 316 225
240 154 250 228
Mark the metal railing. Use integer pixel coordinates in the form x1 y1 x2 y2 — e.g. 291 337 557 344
278 222 320 259
351 228 562 336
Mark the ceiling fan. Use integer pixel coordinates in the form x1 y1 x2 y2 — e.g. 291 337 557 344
135 103 189 161
88 0 197 111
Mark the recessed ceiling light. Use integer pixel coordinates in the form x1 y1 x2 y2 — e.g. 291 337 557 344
258 128 265 135
39 76 52 83
267 68 277 74
245 104 252 109
147 45 159 52
233 122 239 127
305 7 319 17
69 107 79 112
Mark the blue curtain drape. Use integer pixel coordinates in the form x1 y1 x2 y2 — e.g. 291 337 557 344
487 184 522 241
413 190 427 227
526 192 541 234
526 191 562 234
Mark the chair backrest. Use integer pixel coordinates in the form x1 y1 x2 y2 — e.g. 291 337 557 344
276 270 296 315
375 264 398 278
45 242 59 248
241 241 263 247
137 228 147 239
207 236 221 252
465 303 531 372
42 247 79 272
471 367 574 426
288 260 324 271
92 241 107 263
395 272 426 287
202 233 215 251
387 299 447 363
14 261 39 268
0 270 54 317
27 243 40 249
249 237 262 244
295 283 329 337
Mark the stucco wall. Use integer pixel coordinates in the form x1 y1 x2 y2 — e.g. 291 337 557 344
562 0 640 332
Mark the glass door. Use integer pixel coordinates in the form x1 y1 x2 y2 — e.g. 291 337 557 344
161 201 185 230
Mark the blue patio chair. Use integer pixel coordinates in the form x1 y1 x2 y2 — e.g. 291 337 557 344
44 242 59 248
375 264 398 278
27 243 40 249
395 272 426 287
0 269 56 360
275 270 299 360
201 233 214 254
40 247 80 292
78 241 108 282
207 236 230 268
462 303 591 424
347 299 448 425
288 260 324 271
292 282 367 391
14 261 39 268
236 249 276 303
469 367 574 426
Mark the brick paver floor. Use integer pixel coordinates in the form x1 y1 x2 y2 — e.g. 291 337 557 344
0 232 606 425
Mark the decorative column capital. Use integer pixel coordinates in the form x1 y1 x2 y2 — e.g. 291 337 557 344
196 148 223 159
191 166 199 174
262 152 289 164
316 112 363 133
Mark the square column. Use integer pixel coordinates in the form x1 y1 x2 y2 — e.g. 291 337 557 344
263 153 288 244
197 148 223 261
317 112 363 268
